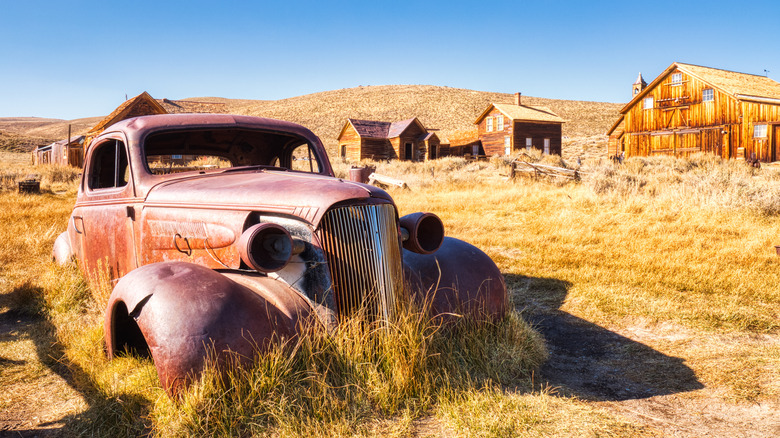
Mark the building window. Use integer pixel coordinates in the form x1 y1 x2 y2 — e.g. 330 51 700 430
754 124 768 138
496 115 504 131
643 97 654 109
702 89 714 102
671 73 683 85
525 137 532 151
544 138 550 155
486 117 493 132
504 136 511 155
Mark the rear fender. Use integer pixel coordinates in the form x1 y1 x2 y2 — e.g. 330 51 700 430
105 261 313 395
403 237 507 320
52 232 74 265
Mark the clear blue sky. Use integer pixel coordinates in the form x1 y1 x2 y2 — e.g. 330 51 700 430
2 0 779 120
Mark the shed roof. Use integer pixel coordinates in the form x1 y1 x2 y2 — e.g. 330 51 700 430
348 119 391 138
343 117 427 139
475 103 565 124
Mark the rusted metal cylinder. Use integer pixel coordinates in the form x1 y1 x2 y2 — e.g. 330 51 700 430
238 223 293 273
348 165 375 183
399 212 444 254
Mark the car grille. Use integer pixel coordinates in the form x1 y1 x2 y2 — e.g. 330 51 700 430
318 203 403 320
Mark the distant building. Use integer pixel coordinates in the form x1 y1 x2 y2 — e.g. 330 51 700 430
607 62 780 162
84 91 167 151
32 135 85 167
337 117 440 161
475 93 565 157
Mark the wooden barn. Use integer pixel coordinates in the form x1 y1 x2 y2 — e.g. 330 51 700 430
337 117 440 161
607 62 780 162
32 135 85 167
84 91 167 150
475 93 564 157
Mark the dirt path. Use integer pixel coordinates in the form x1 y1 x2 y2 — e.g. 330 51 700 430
529 309 780 437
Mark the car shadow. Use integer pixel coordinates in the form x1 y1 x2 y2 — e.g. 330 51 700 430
505 274 704 401
0 282 150 436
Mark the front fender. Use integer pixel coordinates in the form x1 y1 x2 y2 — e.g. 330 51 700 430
105 261 312 395
404 237 507 320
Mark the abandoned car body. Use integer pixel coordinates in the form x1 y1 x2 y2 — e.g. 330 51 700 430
53 114 507 394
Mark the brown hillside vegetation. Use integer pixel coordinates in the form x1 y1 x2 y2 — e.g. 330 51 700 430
0 86 621 159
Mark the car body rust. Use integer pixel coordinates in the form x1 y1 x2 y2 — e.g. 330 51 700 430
54 113 507 395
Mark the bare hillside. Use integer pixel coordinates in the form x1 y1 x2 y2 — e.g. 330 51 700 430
0 86 622 158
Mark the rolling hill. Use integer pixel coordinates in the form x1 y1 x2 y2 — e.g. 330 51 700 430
0 85 623 160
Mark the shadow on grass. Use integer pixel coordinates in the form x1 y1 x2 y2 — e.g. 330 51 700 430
506 274 704 401
0 283 150 437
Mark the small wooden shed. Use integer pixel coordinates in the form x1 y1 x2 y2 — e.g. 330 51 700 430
32 135 85 167
475 93 565 156
337 117 440 161
607 62 780 162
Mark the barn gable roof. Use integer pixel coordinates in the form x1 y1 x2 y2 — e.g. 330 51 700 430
620 62 780 113
475 103 564 124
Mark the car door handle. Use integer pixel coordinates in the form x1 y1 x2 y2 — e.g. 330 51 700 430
73 216 85 234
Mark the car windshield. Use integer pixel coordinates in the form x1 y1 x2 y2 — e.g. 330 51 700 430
144 128 322 175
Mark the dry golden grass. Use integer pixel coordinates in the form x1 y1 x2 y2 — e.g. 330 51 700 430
2 150 779 436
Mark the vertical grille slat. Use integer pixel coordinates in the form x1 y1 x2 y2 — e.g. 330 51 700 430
319 204 402 320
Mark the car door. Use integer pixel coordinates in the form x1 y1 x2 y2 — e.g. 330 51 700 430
71 135 139 283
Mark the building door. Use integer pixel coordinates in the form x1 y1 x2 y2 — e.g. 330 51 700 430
774 125 780 162
405 142 413 160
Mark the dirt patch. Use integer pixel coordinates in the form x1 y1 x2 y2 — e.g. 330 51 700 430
0 311 87 436
527 305 780 437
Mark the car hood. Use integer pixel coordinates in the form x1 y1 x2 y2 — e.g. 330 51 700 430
144 170 394 226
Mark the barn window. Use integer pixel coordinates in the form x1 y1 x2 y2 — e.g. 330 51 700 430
486 117 493 132
671 73 683 85
643 97 654 109
702 89 714 102
496 115 504 130
754 124 767 138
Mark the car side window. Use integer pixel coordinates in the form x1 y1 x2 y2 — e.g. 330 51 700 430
89 139 129 190
290 144 320 173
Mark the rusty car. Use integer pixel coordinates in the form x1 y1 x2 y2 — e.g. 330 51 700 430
53 113 506 395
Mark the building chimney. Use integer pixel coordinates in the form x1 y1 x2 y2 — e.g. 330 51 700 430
515 92 522 106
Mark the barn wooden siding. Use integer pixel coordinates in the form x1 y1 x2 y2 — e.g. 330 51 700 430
614 64 780 162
